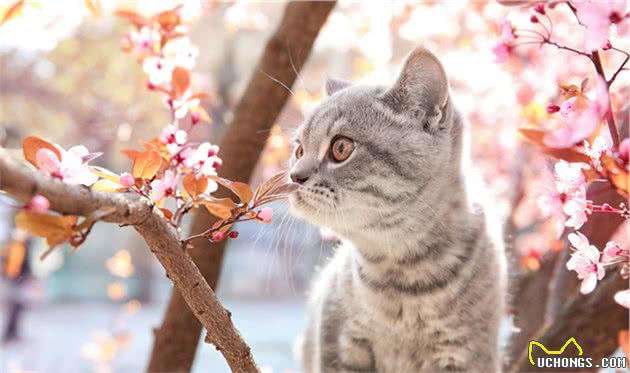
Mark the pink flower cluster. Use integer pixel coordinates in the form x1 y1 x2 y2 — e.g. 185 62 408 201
544 77 610 149
538 161 590 230
567 232 627 297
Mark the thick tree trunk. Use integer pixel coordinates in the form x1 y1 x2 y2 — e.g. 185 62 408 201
510 274 628 372
147 2 336 372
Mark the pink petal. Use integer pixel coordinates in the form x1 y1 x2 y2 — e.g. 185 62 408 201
614 289 630 308
119 173 135 188
580 273 598 294
35 148 61 174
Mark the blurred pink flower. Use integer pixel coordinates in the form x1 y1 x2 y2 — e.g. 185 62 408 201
172 90 201 119
492 42 512 63
143 56 174 86
150 170 177 202
544 77 609 148
35 145 99 186
574 0 627 51
614 289 630 308
25 195 50 213
125 27 160 56
563 186 589 229
257 207 273 223
553 161 586 194
583 135 612 164
500 19 516 41
619 138 630 163
566 232 605 294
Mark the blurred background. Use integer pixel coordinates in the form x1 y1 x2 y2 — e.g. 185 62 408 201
0 1 628 372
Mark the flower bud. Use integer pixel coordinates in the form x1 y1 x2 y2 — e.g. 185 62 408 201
119 172 135 188
546 104 560 113
228 231 239 239
25 195 50 213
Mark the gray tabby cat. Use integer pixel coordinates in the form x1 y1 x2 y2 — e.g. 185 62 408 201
288 46 507 373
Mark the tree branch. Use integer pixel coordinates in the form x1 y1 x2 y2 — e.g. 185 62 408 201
0 150 259 373
147 2 336 371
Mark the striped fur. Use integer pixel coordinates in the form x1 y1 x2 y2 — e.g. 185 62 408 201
289 47 507 373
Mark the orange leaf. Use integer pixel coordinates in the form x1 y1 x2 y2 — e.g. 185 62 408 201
0 0 24 25
183 174 209 197
602 155 629 195
209 176 253 204
3 239 25 278
155 8 180 31
84 0 100 17
254 171 288 203
15 211 77 249
121 149 142 160
201 198 235 220
619 330 629 358
132 151 162 180
172 67 190 98
114 10 149 26
518 128 591 163
22 136 61 167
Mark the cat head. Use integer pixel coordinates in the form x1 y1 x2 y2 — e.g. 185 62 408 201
288 46 462 237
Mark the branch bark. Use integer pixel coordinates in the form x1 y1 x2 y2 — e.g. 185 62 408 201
0 151 259 373
147 2 336 372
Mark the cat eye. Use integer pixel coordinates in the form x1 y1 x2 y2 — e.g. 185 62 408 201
330 136 354 163
295 144 304 159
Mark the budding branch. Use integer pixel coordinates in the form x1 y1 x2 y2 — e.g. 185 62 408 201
0 149 259 372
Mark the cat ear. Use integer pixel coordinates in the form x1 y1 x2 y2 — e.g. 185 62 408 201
383 46 449 130
325 77 352 96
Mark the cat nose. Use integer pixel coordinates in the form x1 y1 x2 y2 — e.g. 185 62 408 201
290 171 310 184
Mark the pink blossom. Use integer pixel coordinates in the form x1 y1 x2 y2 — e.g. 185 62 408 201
257 207 273 223
500 19 516 42
574 0 627 51
602 241 624 263
125 27 160 56
35 145 99 186
25 195 50 213
150 170 178 202
566 232 606 294
544 77 609 148
492 42 512 63
185 142 221 176
161 37 199 70
143 56 174 86
583 135 612 163
172 90 201 119
553 161 586 194
119 173 135 189
563 186 589 229
159 124 188 155
614 289 630 308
